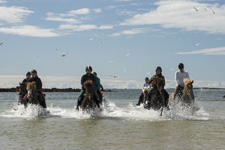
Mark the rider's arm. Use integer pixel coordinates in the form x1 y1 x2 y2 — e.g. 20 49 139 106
175 71 179 86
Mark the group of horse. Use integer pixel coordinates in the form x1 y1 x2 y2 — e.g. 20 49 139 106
18 77 197 115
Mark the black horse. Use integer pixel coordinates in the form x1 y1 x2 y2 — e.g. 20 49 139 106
145 77 168 115
80 80 97 112
18 82 27 105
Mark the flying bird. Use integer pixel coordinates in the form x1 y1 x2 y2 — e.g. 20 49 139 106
118 17 123 22
211 10 216 14
99 41 104 44
194 43 200 47
193 7 199 11
110 75 118 78
204 7 208 11
0 43 3 46
126 53 130 57
61 53 67 57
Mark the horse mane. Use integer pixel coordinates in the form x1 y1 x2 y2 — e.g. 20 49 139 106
152 77 164 89
183 78 193 85
84 80 93 88
27 82 37 90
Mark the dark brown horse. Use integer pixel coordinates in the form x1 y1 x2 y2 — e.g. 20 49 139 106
80 80 97 112
169 79 195 107
18 82 27 104
24 82 39 107
145 77 166 115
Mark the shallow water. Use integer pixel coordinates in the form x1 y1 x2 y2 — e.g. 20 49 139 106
0 89 225 150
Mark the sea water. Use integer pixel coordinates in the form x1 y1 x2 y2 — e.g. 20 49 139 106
0 89 225 150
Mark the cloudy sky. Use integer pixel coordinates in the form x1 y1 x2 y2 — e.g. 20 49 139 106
0 0 225 89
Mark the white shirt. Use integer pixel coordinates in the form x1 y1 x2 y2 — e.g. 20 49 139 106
175 70 190 87
143 83 150 88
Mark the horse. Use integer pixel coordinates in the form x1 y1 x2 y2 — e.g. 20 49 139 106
169 78 195 107
24 81 39 107
18 82 27 104
145 77 166 115
80 80 97 112
142 86 151 105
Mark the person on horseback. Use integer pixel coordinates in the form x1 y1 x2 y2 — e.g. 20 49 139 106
28 70 47 108
148 66 169 106
76 66 101 110
136 77 150 106
174 63 190 100
93 72 104 104
22 72 31 83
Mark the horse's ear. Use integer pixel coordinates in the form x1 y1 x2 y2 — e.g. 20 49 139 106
191 80 194 84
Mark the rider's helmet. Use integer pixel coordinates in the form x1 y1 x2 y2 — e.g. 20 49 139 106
156 66 162 72
145 77 149 80
31 70 37 74
86 66 92 72
26 72 31 76
178 63 184 69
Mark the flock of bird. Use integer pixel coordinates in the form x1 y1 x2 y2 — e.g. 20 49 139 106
193 6 216 14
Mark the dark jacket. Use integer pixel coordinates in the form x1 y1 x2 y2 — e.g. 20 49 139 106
29 76 42 91
149 74 165 87
22 78 30 83
81 73 97 90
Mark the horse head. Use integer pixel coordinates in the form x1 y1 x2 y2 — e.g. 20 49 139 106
84 80 94 99
183 78 194 104
183 78 194 95
18 82 27 95
152 77 164 95
142 86 150 101
26 82 37 100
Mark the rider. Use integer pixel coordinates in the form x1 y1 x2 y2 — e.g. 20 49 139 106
136 77 150 106
29 70 47 108
93 72 104 104
174 63 190 99
22 72 31 83
148 66 169 106
76 66 101 110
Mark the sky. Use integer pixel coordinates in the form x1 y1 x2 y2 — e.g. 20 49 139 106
0 0 225 89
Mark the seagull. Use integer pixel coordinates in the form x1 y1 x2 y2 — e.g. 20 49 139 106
126 53 130 57
61 53 67 57
193 6 199 11
204 7 208 11
211 10 216 14
118 17 123 22
110 75 118 78
99 41 104 44
0 43 3 46
194 43 200 47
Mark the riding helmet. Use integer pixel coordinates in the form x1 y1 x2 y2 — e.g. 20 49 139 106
178 63 184 69
31 70 37 74
86 66 92 72
156 66 162 72
26 72 31 76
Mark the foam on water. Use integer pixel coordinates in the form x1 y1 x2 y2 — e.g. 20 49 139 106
0 101 210 121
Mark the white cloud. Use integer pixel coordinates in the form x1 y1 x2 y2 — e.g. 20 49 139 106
0 25 60 37
0 0 6 3
93 8 102 13
46 16 80 24
59 24 113 31
177 47 225 55
0 6 33 24
122 0 225 35
67 8 90 16
109 27 156 36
